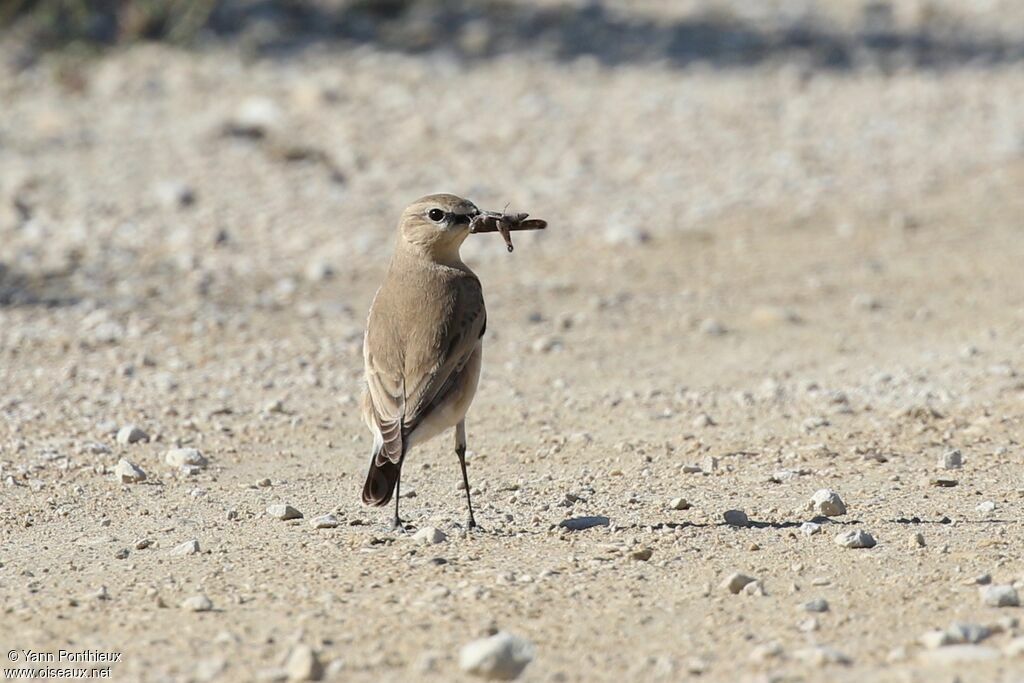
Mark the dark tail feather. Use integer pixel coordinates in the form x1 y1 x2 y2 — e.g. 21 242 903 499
362 457 400 506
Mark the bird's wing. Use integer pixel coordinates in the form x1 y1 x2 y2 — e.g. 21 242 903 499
364 274 485 467
403 275 486 437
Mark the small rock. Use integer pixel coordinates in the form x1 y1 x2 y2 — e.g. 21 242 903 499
227 97 282 139
630 547 653 561
698 318 726 336
919 630 954 649
808 488 847 516
928 477 958 487
153 180 196 209
980 585 1020 608
558 516 609 531
945 622 991 644
701 455 719 472
166 448 208 468
800 522 822 536
721 573 756 594
802 598 829 613
723 509 748 527
116 425 148 445
749 642 784 662
918 645 999 664
114 458 146 483
170 539 200 556
285 644 323 682
134 538 151 550
834 529 876 549
793 646 851 666
681 465 703 474
976 501 996 513
267 504 303 521
459 631 534 680
669 497 690 510
910 531 926 547
413 527 447 545
181 595 213 612
692 413 715 428
309 514 340 529
939 449 963 470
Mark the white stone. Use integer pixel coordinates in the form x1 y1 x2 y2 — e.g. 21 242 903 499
976 501 996 513
800 522 822 536
793 646 851 666
669 497 690 510
980 585 1020 607
181 594 213 612
459 631 534 680
939 449 963 469
267 504 303 520
114 458 146 483
309 514 340 529
170 539 200 556
116 425 148 445
413 526 447 545
166 448 207 468
699 318 726 336
808 488 847 516
721 573 756 594
285 644 323 682
834 529 876 549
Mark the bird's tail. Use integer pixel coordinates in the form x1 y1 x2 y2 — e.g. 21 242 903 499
361 452 400 506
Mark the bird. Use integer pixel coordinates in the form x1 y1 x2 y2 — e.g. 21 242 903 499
360 193 488 530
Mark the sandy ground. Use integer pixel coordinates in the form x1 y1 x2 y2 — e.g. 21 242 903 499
2 2 1024 681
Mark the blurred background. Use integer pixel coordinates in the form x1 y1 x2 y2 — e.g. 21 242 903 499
2 0 1023 310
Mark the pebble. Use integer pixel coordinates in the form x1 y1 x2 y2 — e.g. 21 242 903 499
630 547 653 561
692 413 715 428
166 448 208 468
918 645 999 664
669 497 690 510
181 594 213 612
910 532 926 547
834 529 876 549
800 522 822 536
802 598 829 613
228 97 282 138
980 585 1020 607
698 319 727 336
681 465 703 474
793 646 851 666
413 527 448 545
267 504 303 520
153 180 196 209
170 539 200 556
116 425 148 445
927 477 958 487
976 501 996 513
945 622 991 644
723 509 749 527
285 644 323 682
459 631 534 680
808 488 847 516
939 449 963 469
114 458 146 483
309 514 340 529
721 572 756 594
749 642 784 662
559 516 609 531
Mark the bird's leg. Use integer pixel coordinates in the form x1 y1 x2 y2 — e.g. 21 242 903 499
455 421 477 529
391 463 406 532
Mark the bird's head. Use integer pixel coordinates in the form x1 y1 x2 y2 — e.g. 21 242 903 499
398 193 480 261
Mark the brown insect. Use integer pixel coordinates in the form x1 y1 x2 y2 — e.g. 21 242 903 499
469 210 547 252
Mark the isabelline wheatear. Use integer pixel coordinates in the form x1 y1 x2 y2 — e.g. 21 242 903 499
361 194 487 530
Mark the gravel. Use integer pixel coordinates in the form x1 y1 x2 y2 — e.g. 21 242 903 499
722 510 749 527
721 573 757 594
309 514 340 529
170 539 200 556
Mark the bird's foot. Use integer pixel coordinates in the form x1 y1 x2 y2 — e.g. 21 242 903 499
390 517 409 533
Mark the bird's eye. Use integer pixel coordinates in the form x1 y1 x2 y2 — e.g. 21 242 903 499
428 208 445 222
